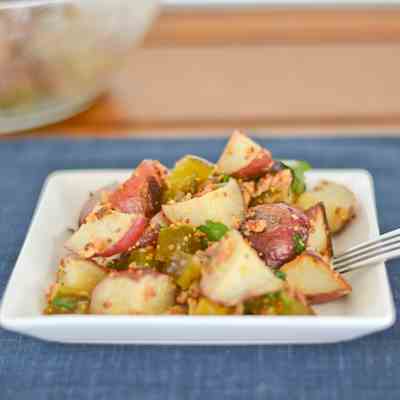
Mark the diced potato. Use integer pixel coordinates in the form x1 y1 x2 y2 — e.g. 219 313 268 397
216 130 273 178
281 251 352 304
241 203 309 268
297 180 356 234
109 160 166 216
90 270 176 315
107 247 161 271
306 202 333 260
200 230 283 306
79 182 118 226
58 256 106 293
162 178 245 228
65 210 146 258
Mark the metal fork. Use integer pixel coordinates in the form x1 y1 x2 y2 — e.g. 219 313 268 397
333 228 400 274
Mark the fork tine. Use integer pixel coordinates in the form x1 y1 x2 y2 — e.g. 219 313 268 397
334 237 400 268
334 228 400 262
334 243 400 273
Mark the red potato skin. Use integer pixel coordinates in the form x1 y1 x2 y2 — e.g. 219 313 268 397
136 211 169 248
79 183 118 226
306 289 351 305
241 203 310 268
109 160 167 217
97 216 148 258
233 150 274 179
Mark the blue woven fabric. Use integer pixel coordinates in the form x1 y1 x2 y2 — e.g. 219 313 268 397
0 137 399 400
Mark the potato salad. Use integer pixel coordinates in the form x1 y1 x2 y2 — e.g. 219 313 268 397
45 131 356 316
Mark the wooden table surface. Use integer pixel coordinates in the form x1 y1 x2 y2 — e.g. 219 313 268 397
5 6 400 139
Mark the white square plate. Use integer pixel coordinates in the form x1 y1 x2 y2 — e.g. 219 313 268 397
0 169 395 344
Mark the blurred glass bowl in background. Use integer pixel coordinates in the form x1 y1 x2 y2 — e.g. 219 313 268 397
0 0 159 134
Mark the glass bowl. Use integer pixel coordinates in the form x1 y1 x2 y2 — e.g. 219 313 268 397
0 0 159 134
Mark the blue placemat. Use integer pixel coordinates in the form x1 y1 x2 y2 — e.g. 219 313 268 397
1 136 399 400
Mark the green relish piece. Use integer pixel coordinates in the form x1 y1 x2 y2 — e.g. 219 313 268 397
244 290 314 316
156 225 203 262
163 156 214 202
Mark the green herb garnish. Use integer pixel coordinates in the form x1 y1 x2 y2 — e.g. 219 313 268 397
220 175 230 183
265 292 281 302
293 233 306 254
198 220 229 242
52 296 78 311
282 160 312 195
275 270 286 280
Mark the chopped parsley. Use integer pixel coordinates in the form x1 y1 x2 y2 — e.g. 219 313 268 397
198 220 229 242
275 270 286 280
52 296 78 311
220 174 231 183
293 233 306 254
282 160 312 195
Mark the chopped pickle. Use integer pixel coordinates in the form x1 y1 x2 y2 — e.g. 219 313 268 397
251 187 295 206
108 247 161 271
176 257 202 289
163 156 214 202
156 225 203 262
45 286 90 315
190 297 233 315
219 174 231 183
275 270 287 280
244 290 314 316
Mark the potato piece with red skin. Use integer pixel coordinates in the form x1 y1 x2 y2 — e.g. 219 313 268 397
79 183 118 226
66 209 147 259
136 211 169 248
297 180 356 234
241 203 309 268
217 131 274 179
234 150 274 179
306 202 333 261
200 230 283 307
90 270 176 315
98 216 148 258
109 160 167 217
281 251 351 304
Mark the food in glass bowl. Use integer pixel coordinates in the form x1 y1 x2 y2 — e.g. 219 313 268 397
45 131 356 316
0 0 159 133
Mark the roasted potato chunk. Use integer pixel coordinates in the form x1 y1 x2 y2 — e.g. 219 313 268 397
216 130 273 178
281 251 352 304
306 202 333 260
162 178 245 228
200 230 283 306
241 203 309 268
297 180 356 234
90 270 176 315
